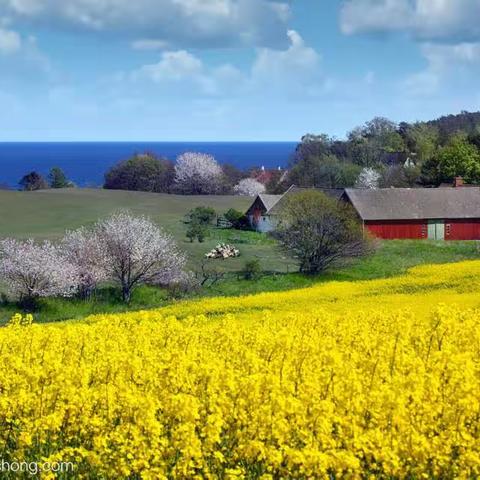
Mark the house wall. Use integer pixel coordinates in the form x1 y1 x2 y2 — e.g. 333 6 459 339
249 214 277 233
365 220 427 239
445 219 480 240
366 219 480 240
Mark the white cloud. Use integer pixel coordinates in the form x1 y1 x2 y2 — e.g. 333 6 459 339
340 0 480 42
253 30 320 78
251 30 324 94
1 0 291 48
133 29 324 97
133 49 244 96
404 42 480 95
138 50 203 82
0 27 21 54
340 0 411 36
131 39 169 51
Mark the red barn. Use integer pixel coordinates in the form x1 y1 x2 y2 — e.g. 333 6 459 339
344 187 480 240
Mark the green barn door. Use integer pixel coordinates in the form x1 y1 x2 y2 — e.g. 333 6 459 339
428 220 445 240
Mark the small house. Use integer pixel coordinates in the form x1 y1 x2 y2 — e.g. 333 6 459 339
246 193 283 232
246 186 345 233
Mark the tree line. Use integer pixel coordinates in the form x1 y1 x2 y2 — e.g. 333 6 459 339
15 152 268 196
279 111 480 192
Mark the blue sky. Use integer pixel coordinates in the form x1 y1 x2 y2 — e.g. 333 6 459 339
1 0 480 141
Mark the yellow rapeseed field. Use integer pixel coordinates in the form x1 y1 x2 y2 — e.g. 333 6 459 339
1 261 480 479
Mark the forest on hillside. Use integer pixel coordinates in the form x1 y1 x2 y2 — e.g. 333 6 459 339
270 111 480 192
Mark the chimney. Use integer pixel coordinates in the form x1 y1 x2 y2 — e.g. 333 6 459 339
454 176 464 188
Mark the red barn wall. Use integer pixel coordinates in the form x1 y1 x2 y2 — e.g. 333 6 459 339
365 220 426 239
366 219 480 240
445 219 480 240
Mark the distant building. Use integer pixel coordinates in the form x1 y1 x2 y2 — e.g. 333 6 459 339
245 185 344 233
246 183 480 240
343 187 480 240
245 193 283 233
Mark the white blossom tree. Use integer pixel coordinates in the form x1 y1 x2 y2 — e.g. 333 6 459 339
0 238 79 306
233 178 266 196
174 152 223 194
355 167 381 189
94 212 187 302
61 228 108 298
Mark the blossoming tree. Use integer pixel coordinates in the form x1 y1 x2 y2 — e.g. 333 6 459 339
61 228 108 298
94 212 187 302
174 152 223 194
355 167 381 189
233 178 266 196
0 238 79 306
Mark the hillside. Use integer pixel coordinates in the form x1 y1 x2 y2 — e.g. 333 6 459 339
0 188 286 273
425 110 480 140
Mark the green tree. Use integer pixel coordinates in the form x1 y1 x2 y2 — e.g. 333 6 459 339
104 153 174 193
186 222 208 243
185 206 216 242
406 123 439 163
187 206 216 226
275 191 372 274
19 171 48 191
437 135 480 184
288 155 361 188
48 167 70 188
347 117 405 166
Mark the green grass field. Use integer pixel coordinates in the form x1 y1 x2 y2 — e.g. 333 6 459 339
0 188 290 272
0 188 479 324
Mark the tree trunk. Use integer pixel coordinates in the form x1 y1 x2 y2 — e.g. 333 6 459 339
122 284 131 303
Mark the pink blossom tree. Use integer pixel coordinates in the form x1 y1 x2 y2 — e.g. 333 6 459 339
174 152 223 194
234 178 266 196
94 212 187 302
0 238 79 306
61 228 108 298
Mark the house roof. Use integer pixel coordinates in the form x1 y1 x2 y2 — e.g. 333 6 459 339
244 194 283 216
344 187 480 221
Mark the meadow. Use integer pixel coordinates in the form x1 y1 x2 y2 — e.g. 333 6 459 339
1 261 480 478
1 188 480 324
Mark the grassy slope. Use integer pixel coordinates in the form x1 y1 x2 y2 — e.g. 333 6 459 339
0 188 478 324
0 188 288 271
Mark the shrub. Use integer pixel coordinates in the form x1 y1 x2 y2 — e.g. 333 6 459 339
275 190 372 274
242 259 261 280
224 208 249 230
186 222 209 243
18 171 48 191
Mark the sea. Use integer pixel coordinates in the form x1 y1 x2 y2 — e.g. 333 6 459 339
0 142 297 188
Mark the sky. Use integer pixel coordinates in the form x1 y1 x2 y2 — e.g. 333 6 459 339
1 0 480 141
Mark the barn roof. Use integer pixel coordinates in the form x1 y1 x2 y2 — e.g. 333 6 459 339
267 186 345 215
344 187 480 221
